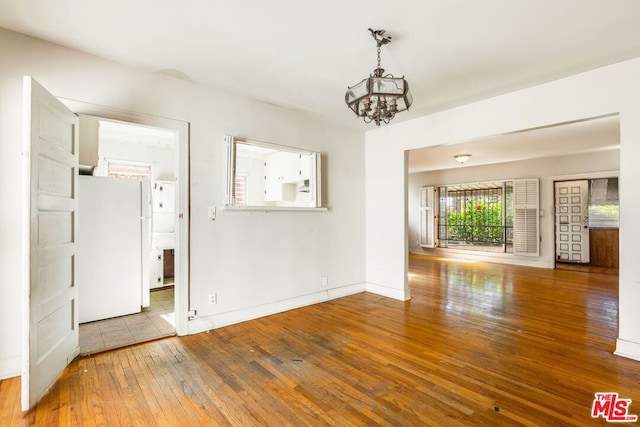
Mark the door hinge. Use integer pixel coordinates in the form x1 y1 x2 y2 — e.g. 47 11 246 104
188 309 197 320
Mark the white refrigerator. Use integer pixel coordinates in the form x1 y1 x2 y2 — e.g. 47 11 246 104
78 176 151 323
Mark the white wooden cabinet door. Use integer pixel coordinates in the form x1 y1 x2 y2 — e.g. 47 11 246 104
154 180 175 212
149 249 164 289
299 153 312 181
264 152 284 201
22 77 80 410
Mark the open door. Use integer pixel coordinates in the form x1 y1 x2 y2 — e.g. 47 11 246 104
22 77 80 410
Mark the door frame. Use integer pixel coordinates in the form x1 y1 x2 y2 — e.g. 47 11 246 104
545 170 619 269
61 99 190 335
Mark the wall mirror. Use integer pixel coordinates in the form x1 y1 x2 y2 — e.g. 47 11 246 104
225 135 322 209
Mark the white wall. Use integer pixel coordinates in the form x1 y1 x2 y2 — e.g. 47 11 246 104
407 150 620 267
365 55 640 361
0 28 365 379
93 120 177 181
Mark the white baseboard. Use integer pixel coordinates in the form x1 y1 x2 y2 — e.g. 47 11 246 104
186 282 366 335
0 356 21 380
365 282 410 301
615 338 640 362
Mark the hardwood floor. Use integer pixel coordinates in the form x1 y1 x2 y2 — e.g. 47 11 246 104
2 254 639 425
555 261 618 275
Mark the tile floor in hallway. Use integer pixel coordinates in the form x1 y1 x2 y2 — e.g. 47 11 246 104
79 286 175 355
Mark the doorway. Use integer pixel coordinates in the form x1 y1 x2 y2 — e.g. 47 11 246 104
554 177 619 274
77 118 180 354
63 100 189 341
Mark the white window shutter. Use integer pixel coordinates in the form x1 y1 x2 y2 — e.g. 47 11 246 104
419 186 437 248
513 178 539 256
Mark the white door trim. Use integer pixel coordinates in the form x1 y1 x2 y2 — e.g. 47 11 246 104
60 99 190 336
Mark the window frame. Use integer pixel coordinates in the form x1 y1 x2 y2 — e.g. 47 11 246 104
224 135 325 211
423 178 539 256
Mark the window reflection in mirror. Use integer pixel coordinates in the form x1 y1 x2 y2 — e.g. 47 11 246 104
225 136 321 208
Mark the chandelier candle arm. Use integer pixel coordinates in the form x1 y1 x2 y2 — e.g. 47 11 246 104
345 28 413 126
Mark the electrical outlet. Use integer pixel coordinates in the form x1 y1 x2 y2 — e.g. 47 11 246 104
208 293 217 305
322 276 328 286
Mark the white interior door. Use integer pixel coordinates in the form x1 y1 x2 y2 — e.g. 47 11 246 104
555 180 590 263
22 77 80 410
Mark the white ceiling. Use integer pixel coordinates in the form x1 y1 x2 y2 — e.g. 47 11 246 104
408 115 620 173
0 1 631 171
2 0 640 132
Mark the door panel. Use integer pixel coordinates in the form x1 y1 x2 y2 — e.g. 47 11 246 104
555 180 590 263
22 77 79 410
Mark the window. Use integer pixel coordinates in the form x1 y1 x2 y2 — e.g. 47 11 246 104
107 161 151 180
588 178 619 228
424 178 539 256
437 182 512 253
225 135 322 209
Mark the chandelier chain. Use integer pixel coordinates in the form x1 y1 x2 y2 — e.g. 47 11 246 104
377 45 381 70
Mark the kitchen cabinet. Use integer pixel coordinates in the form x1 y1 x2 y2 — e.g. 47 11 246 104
150 180 175 287
149 249 164 289
153 180 175 212
149 248 175 289
264 152 311 201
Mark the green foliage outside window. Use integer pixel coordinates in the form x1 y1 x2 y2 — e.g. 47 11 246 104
447 199 503 245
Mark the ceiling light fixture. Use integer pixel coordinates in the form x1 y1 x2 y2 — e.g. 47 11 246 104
454 154 472 164
345 28 413 126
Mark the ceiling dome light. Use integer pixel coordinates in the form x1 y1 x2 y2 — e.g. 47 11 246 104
345 29 413 126
454 154 472 164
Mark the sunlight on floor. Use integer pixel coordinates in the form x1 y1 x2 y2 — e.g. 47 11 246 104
431 256 478 264
412 253 479 264
161 311 176 327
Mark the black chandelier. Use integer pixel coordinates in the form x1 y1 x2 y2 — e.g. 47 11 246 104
345 29 413 126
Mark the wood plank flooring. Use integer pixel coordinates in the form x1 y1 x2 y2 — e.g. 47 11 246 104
2 254 640 426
